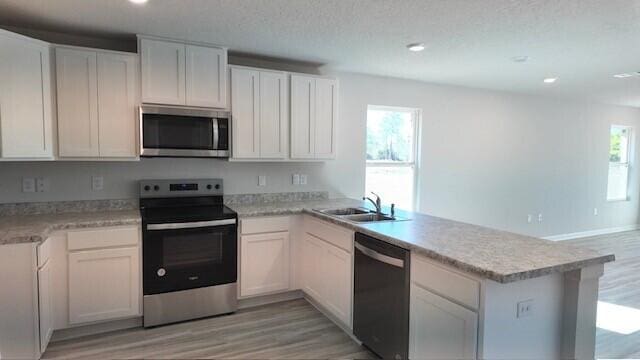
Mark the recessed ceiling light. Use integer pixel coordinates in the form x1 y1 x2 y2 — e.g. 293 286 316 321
407 43 425 52
512 56 529 63
543 77 557 83
129 0 148 4
613 73 633 78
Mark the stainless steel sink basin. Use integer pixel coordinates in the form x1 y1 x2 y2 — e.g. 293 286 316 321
342 213 397 222
318 207 371 216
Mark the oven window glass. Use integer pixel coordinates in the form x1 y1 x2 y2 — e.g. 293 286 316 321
162 232 223 269
143 114 213 150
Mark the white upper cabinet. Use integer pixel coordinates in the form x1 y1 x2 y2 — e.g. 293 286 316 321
140 38 185 105
56 46 138 158
231 67 259 158
290 75 315 159
0 30 53 159
313 78 338 159
56 47 99 157
290 74 337 159
186 45 227 108
140 37 227 108
231 66 287 159
97 52 138 157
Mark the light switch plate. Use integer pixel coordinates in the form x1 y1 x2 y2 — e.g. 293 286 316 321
292 174 300 185
22 178 35 193
300 174 308 185
92 176 104 191
258 175 267 187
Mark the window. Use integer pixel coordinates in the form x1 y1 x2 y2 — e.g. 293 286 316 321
365 105 420 211
607 125 632 201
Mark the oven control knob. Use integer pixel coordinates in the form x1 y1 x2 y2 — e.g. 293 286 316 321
144 185 151 191
153 185 160 191
215 184 220 190
157 268 166 277
206 184 212 190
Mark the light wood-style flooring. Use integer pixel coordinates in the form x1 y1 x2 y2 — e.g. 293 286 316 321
568 230 640 359
43 299 373 359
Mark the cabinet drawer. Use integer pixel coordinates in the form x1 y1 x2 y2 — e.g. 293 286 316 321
240 216 289 235
411 254 480 310
67 226 139 251
304 216 353 253
37 237 52 268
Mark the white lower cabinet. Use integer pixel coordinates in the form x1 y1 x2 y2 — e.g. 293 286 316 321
68 246 140 324
37 257 54 353
301 219 353 328
409 284 478 360
240 231 290 297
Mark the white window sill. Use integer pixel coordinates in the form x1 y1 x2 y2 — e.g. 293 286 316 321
607 197 630 202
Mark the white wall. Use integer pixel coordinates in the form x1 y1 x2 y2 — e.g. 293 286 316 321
0 159 325 203
322 73 640 237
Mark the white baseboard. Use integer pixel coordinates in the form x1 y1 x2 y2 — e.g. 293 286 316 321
543 224 640 241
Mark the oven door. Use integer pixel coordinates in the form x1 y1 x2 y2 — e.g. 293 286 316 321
143 219 237 295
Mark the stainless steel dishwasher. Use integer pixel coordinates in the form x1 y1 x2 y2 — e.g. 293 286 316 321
353 232 410 360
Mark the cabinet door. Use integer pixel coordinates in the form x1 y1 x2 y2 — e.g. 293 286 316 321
68 247 140 324
259 71 287 159
231 67 259 158
37 260 53 353
290 75 315 159
97 52 138 157
186 45 227 108
140 38 185 105
322 242 352 327
240 232 290 297
409 284 477 360
301 233 325 301
314 78 337 159
0 34 53 158
56 47 99 157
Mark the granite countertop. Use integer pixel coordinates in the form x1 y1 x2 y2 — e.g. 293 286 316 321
230 198 615 283
0 210 141 246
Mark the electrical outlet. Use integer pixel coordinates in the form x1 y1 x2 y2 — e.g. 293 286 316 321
300 174 308 185
517 299 534 318
22 178 36 193
258 175 267 187
538 213 543 222
36 178 49 192
292 174 300 185
527 214 532 223
92 176 104 191
593 208 598 216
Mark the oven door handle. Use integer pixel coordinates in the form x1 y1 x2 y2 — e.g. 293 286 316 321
146 219 236 230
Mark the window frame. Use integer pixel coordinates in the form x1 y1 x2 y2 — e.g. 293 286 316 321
607 124 632 202
365 105 421 211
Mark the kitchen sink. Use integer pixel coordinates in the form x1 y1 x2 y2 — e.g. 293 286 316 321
318 207 371 216
315 207 408 223
342 213 398 222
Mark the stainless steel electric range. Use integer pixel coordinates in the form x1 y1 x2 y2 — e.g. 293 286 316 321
139 179 237 327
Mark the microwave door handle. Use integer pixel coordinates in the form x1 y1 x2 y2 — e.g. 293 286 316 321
147 219 236 230
212 118 219 150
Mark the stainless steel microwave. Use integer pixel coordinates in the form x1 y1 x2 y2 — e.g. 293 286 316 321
140 105 230 158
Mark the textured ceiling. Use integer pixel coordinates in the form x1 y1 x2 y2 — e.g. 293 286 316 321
1 0 639 106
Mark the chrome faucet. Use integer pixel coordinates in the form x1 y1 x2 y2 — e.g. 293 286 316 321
363 192 382 214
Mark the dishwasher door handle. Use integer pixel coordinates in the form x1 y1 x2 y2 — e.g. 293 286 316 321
355 242 404 268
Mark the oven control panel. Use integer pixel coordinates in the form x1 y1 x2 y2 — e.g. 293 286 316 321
139 179 223 198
